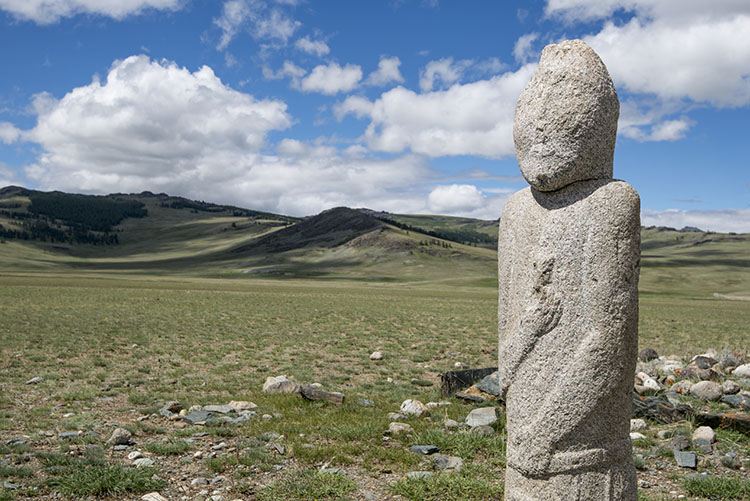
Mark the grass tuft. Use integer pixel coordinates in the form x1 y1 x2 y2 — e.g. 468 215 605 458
256 470 357 500
45 465 165 496
390 469 503 501
682 475 750 500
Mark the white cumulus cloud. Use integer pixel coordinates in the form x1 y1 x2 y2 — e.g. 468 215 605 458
642 209 750 234
0 122 21 144
300 62 362 95
294 36 329 56
426 184 509 219
214 0 300 50
0 0 181 24
25 55 292 195
337 64 536 158
365 56 404 86
513 32 539 64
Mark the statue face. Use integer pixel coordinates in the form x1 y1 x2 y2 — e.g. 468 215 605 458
513 40 619 192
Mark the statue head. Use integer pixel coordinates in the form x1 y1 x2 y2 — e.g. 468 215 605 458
514 40 619 192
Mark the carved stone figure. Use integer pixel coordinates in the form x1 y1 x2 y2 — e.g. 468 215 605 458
497 39 640 500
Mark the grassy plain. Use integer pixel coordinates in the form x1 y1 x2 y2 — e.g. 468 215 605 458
1 192 749 499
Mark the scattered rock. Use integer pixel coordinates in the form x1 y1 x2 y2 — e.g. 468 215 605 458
692 426 715 445
673 450 697 469
629 432 646 441
444 419 459 430
692 356 717 370
475 371 500 396
634 372 661 394
733 364 750 378
465 407 498 427
410 445 439 455
300 385 344 405
400 399 428 417
722 380 741 395
133 458 155 468
369 351 384 361
387 422 413 435
58 431 81 439
141 494 168 501
432 453 463 471
262 375 301 394
228 400 257 412
106 427 133 446
668 435 691 451
127 451 143 460
25 376 43 385
387 412 408 421
203 405 233 414
630 419 647 432
669 380 693 394
722 393 750 410
471 425 495 436
159 401 182 418
183 410 212 425
690 381 722 401
638 348 659 362
191 478 209 486
3 481 22 489
677 366 712 381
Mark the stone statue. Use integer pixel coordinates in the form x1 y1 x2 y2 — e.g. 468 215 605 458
497 40 640 500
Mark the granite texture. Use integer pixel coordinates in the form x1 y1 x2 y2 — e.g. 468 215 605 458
498 39 640 501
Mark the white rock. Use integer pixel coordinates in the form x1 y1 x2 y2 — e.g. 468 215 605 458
369 351 384 360
133 458 155 467
630 419 647 432
732 364 750 378
25 376 43 385
444 419 459 430
629 432 647 441
141 494 168 501
692 426 715 444
690 381 722 401
722 380 741 395
106 427 132 445
388 422 413 435
465 407 498 427
635 372 661 392
262 375 301 394
400 399 428 417
127 451 143 460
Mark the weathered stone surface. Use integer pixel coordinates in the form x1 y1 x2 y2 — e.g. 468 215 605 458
203 405 233 414
722 380 741 395
499 39 638 500
475 371 500 396
300 385 344 405
629 419 647 432
722 393 750 410
369 351 384 361
410 445 439 455
733 364 750 378
635 372 661 394
133 457 155 467
182 410 211 425
690 381 722 401
399 399 428 417
262 375 301 394
387 422 413 435
106 427 132 445
465 407 498 427
432 453 463 471
141 493 168 501
673 451 697 469
692 426 715 445
228 400 257 412
25 376 43 385
670 380 693 394
692 356 717 370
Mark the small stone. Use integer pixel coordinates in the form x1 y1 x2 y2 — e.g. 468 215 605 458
692 426 715 445
133 458 155 468
630 419 647 432
183 410 211 425
454 362 468 369
387 412 408 421
635 372 661 394
159 401 182 418
387 422 413 435
690 381 722 401
475 371 500 396
211 441 227 451
629 432 647 441
141 494 168 501
406 471 433 479
471 425 495 436
25 376 43 385
128 451 143 460
674 450 697 469
357 398 374 407
228 400 257 412
106 427 132 445
191 478 209 486
669 380 693 394
722 380 741 395
732 364 750 378
400 399 428 417
668 435 691 451
432 453 463 471
113 445 129 451
692 356 717 370
410 445 439 455
262 375 301 394
444 419 459 430
721 393 750 410
203 405 233 414
465 407 498 427
58 431 81 439
262 414 273 420
369 351 384 360
678 366 712 381
3 481 22 489
639 348 659 362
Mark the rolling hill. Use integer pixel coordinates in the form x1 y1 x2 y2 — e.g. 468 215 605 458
1 186 749 295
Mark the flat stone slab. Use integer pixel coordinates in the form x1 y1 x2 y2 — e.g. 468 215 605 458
410 445 439 455
674 450 697 469
182 410 212 425
203 404 234 414
466 407 498 427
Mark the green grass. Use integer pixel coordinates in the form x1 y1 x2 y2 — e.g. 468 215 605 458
45 465 165 496
144 439 191 455
255 470 357 500
390 466 503 501
683 475 750 499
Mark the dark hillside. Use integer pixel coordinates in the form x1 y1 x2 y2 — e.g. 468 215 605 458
232 207 384 254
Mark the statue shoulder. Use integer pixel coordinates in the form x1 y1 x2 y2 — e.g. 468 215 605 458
501 187 534 221
595 180 640 215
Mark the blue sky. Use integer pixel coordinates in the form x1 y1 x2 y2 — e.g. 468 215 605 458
0 0 748 232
